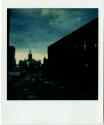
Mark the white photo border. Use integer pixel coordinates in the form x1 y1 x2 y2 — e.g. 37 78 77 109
1 0 104 124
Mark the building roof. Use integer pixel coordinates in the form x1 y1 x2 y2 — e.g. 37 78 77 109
48 17 98 49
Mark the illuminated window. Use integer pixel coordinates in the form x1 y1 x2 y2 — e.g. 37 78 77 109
94 43 97 48
84 41 87 50
85 63 88 67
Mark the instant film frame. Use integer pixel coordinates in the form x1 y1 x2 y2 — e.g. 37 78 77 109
1 0 103 124
7 8 98 100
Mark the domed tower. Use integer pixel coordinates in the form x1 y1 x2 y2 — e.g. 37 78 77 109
28 49 32 60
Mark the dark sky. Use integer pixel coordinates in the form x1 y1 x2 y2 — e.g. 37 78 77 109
9 8 98 63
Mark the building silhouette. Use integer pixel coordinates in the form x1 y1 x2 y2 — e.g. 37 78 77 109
28 49 32 60
48 18 98 99
8 46 16 71
18 50 41 74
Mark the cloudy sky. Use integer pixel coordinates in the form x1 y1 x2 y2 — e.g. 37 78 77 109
9 8 98 64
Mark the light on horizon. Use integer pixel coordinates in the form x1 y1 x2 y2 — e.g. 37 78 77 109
15 51 47 64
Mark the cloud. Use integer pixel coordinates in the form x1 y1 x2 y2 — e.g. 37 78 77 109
9 8 98 62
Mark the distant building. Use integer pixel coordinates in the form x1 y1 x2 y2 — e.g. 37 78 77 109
28 49 32 60
48 18 98 99
8 46 16 71
19 50 41 74
43 57 48 75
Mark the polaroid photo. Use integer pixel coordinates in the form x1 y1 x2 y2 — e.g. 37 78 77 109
1 0 104 125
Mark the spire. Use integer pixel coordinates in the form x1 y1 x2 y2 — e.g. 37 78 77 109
28 49 32 60
29 49 32 54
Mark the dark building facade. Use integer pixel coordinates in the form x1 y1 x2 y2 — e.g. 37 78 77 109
48 18 98 99
8 46 16 71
